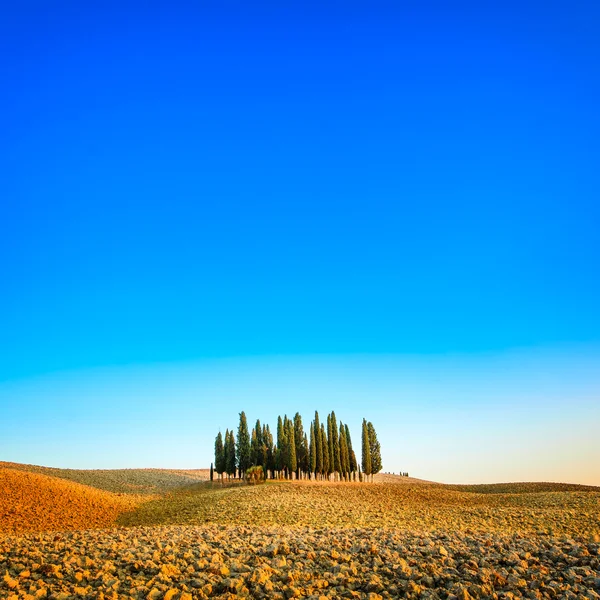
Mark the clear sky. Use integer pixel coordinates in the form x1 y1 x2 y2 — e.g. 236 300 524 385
1 2 599 484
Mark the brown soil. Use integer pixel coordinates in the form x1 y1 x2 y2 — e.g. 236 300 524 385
0 468 144 535
1 525 599 600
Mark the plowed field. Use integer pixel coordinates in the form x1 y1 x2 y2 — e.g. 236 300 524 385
1 464 599 599
0 468 143 534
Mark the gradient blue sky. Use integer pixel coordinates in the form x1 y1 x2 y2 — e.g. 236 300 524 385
1 2 599 484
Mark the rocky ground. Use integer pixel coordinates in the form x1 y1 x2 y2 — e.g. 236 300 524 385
1 525 599 599
1 464 599 598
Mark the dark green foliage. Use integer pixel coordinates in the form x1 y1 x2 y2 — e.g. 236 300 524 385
339 422 350 480
250 429 258 466
250 419 263 467
210 462 214 482
327 414 334 480
275 416 284 475
302 433 309 478
331 411 341 480
237 411 251 478
367 421 382 475
215 411 381 483
314 412 323 478
309 423 316 479
225 429 237 479
362 419 372 480
345 423 357 473
214 432 225 479
321 424 330 477
263 424 274 478
286 417 297 476
293 413 306 479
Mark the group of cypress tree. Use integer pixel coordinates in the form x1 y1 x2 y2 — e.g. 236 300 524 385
214 410 382 482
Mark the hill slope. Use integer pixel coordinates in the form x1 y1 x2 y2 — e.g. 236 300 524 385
0 461 209 494
0 468 143 534
118 479 600 538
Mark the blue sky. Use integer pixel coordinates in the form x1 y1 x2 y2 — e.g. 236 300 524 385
1 2 599 483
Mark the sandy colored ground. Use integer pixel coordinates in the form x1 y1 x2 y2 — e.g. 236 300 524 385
118 480 600 539
0 468 143 535
1 463 599 598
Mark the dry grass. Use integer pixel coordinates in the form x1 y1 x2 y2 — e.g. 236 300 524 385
442 481 600 494
118 479 600 539
0 461 209 495
0 468 144 535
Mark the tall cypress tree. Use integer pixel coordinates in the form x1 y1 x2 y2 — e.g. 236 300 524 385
361 418 372 481
276 416 284 476
226 429 237 479
251 419 263 467
263 424 274 478
302 432 309 478
326 414 333 481
214 431 225 481
223 429 230 479
250 428 258 466
286 417 297 477
345 423 357 474
367 421 382 478
237 411 251 479
321 424 330 478
331 411 341 480
314 412 323 479
309 423 316 479
339 421 350 480
293 412 305 479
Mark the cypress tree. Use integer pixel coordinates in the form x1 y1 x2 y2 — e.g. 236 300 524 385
361 418 372 481
276 416 284 476
345 423 357 474
302 433 309 479
293 412 305 479
210 462 214 482
314 412 323 479
339 421 349 480
223 429 230 479
327 414 334 481
321 424 330 478
263 424 274 478
251 419 263 467
250 428 258 466
237 411 251 479
309 422 316 479
281 434 289 478
226 429 237 479
287 418 297 477
214 431 225 481
331 411 341 480
367 421 382 478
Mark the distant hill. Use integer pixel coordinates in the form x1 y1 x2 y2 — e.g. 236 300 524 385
441 481 600 494
0 461 210 495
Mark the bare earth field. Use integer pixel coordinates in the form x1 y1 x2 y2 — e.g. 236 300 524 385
0 462 210 495
1 463 599 599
